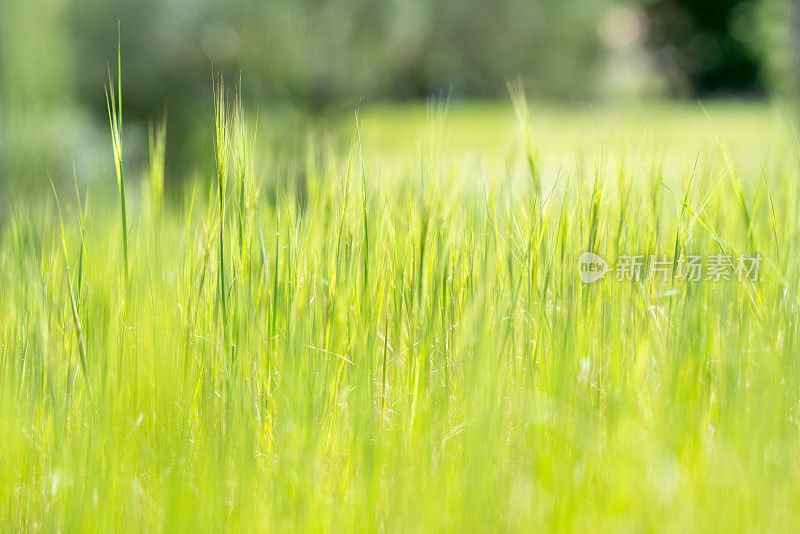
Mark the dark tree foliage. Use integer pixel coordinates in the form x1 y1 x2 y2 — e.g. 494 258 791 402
646 0 764 97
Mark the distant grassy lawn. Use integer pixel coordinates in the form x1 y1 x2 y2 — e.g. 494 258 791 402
358 100 785 175
2 95 800 531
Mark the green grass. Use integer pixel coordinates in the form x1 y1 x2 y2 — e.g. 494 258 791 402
2 90 800 531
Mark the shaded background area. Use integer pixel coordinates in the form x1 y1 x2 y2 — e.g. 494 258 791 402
0 0 795 197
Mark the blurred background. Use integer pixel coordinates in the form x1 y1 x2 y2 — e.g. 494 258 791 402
0 0 796 199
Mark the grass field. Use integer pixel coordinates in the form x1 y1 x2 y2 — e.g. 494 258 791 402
2 84 800 531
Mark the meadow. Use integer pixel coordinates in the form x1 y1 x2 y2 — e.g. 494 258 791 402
2 77 800 531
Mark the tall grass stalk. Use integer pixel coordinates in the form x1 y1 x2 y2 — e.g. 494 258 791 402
213 77 229 349
147 113 167 218
105 26 128 284
50 179 91 399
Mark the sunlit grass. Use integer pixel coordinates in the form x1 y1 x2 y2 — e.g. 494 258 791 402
2 85 800 531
